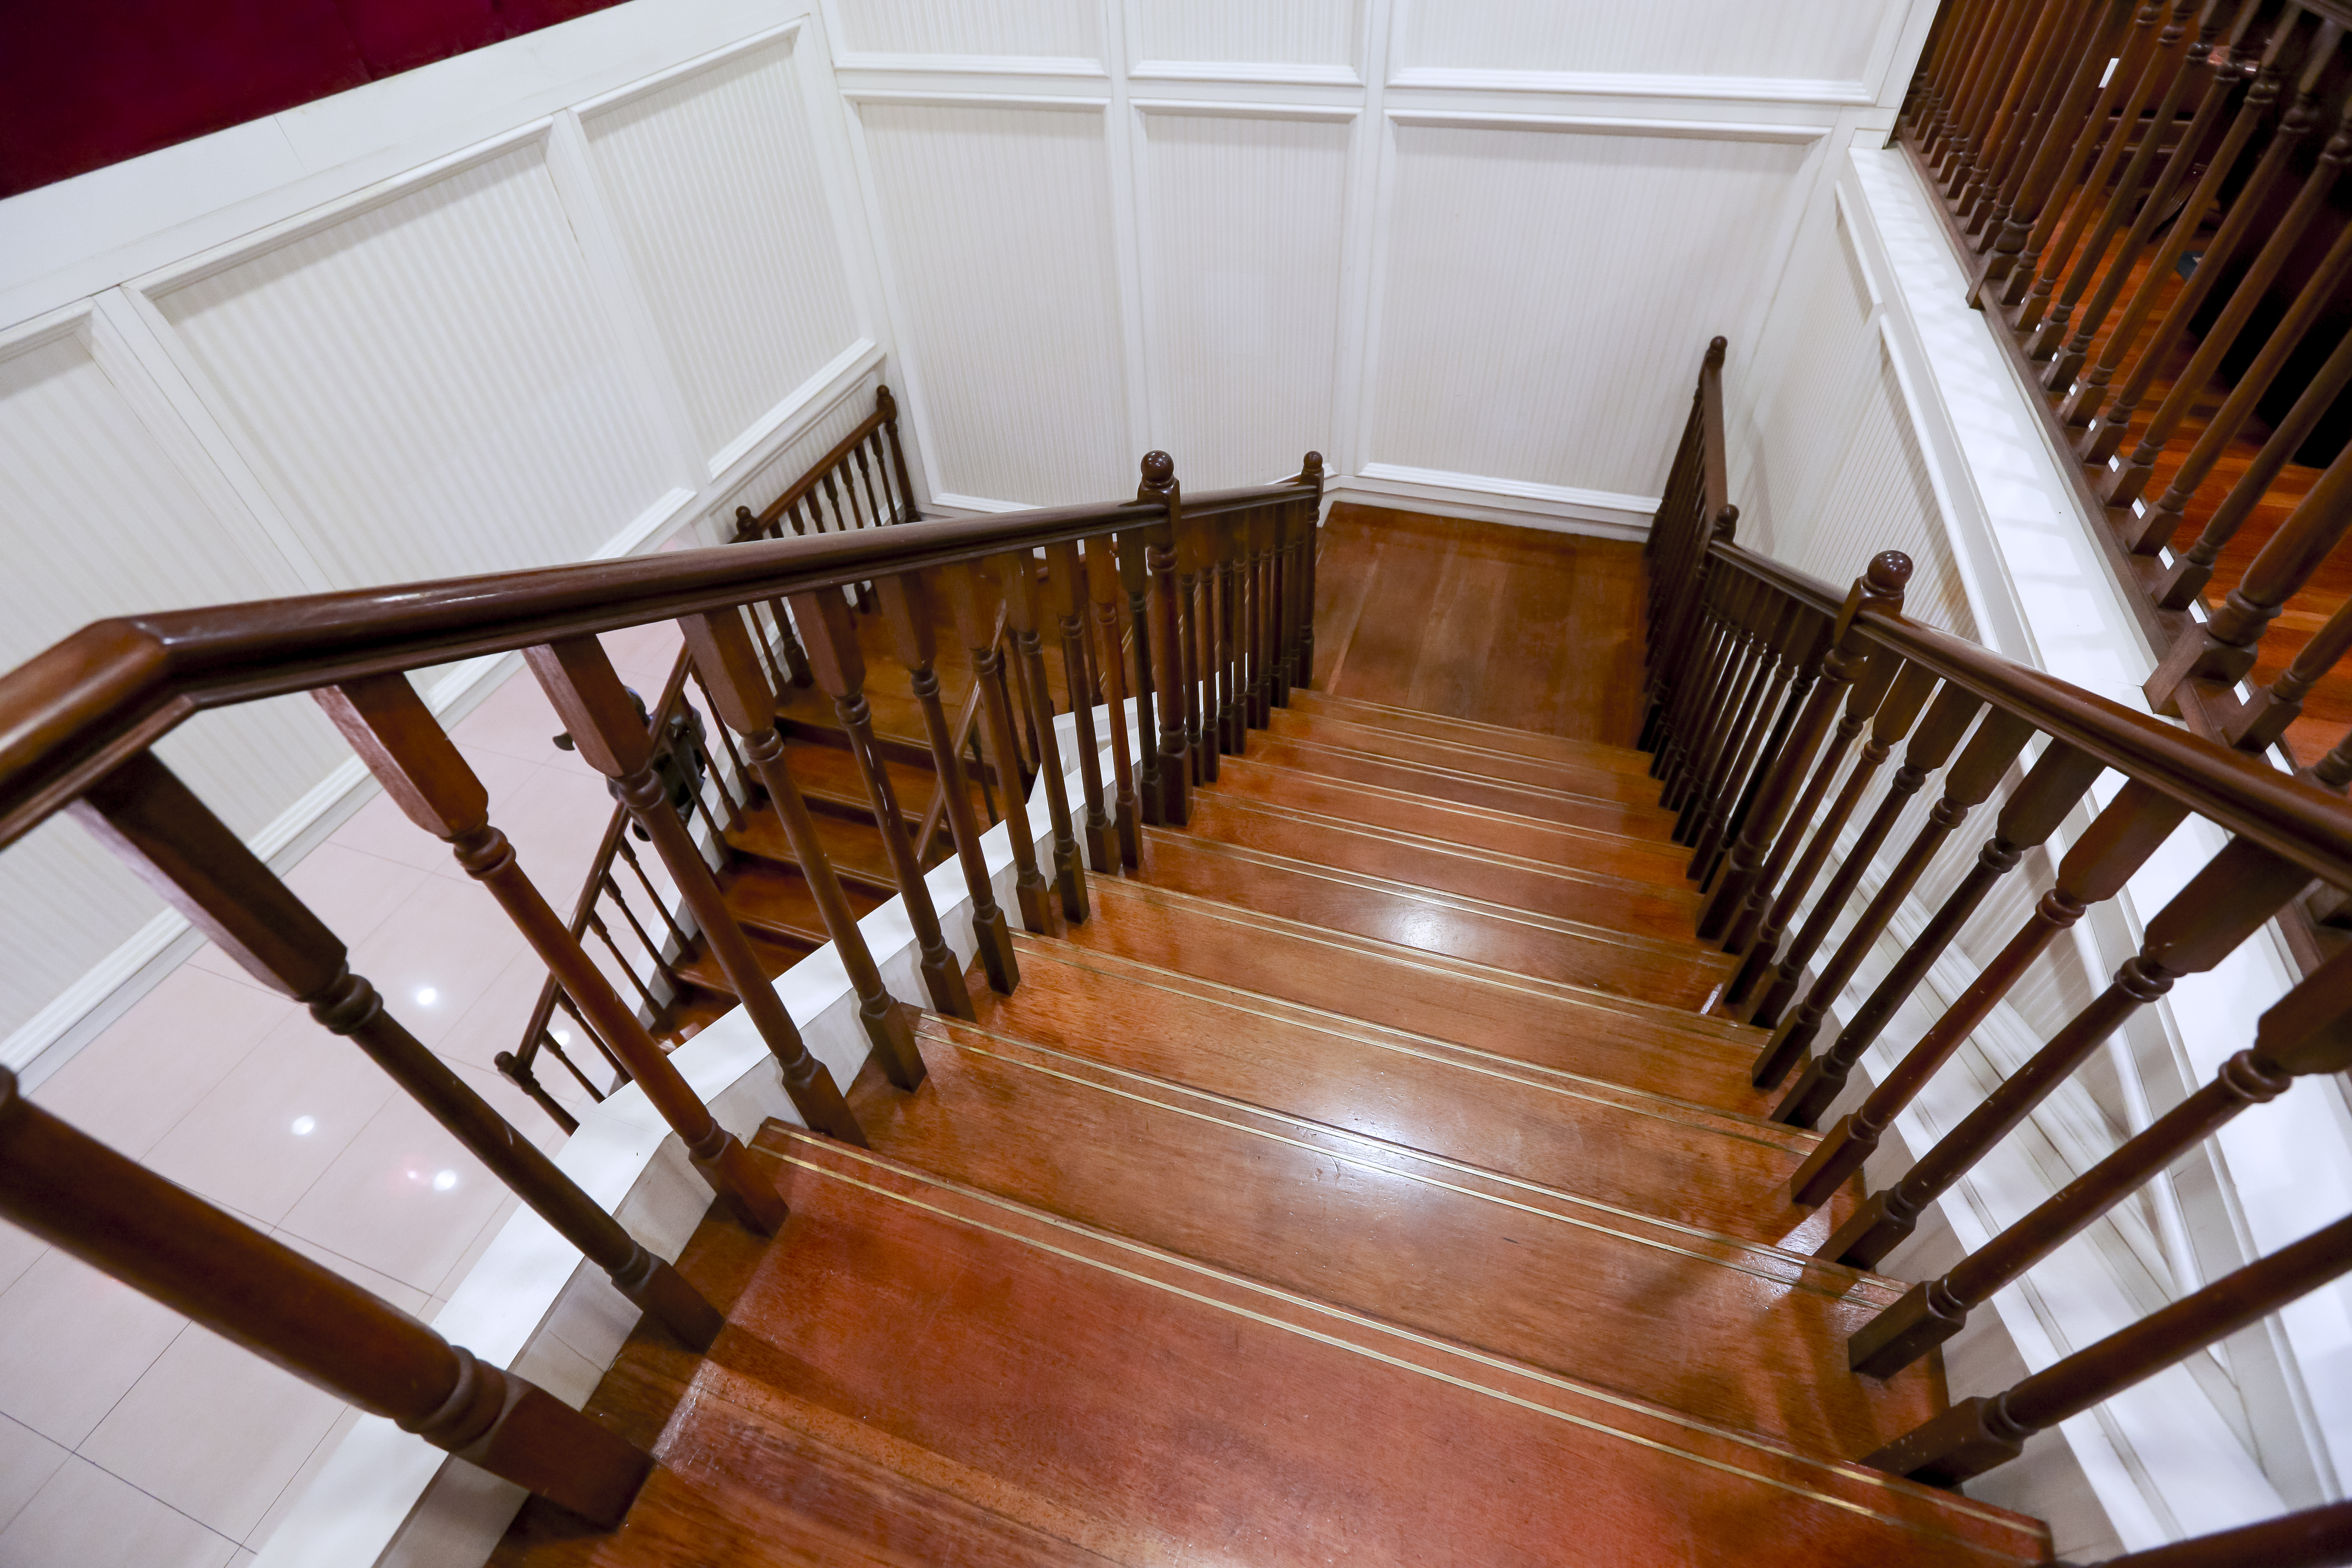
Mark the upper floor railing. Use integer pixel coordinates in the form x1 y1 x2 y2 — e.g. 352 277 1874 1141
0 423 1325 1527
1646 338 2352 1564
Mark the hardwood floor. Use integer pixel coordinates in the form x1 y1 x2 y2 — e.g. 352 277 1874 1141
493 508 2051 1567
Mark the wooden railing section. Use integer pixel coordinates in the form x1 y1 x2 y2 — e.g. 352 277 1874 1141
1894 0 2352 964
0 416 1323 1525
1648 339 2352 1533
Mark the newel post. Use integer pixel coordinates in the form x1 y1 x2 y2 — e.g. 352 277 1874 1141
1139 452 1190 825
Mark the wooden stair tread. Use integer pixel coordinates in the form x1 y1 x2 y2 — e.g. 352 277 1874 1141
718 857 874 949
1284 688 1655 774
670 923 817 998
726 793 902 895
837 1013 1932 1456
1130 827 1733 1010
970 939 1845 1248
766 740 934 834
1199 753 1695 888
507 1131 2045 1567
1264 708 1666 803
1176 789 1704 941
1245 733 1679 840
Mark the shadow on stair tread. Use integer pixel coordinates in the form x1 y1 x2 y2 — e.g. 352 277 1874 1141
1176 788 1704 941
1199 752 1697 889
839 1010 1940 1456
494 1132 2049 1568
1131 827 1732 1011
1245 731 1680 839
1263 707 1667 804
971 940 1846 1250
1285 686 1658 773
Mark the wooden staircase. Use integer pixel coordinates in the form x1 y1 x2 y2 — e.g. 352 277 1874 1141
492 684 2053 1566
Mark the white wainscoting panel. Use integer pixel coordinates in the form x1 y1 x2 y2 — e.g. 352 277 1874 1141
582 35 862 473
853 100 1132 506
149 137 678 588
1138 110 1350 488
827 0 1103 67
1367 120 1815 502
1132 0 1365 75
1393 0 1894 95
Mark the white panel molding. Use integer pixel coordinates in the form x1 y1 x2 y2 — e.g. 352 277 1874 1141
1385 107 1833 141
1344 463 1654 538
1388 67 1874 105
1129 98 1361 122
1132 63 1363 87
826 51 1108 76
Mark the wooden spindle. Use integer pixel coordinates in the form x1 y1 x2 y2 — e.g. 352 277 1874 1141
1182 518 1212 786
879 384 922 525
611 848 691 973
1246 504 1274 729
1824 826 2305 1271
686 665 750 834
1701 555 1910 944
1790 740 2108 1206
555 990 629 1087
1770 708 2036 1126
783 589 975 1024
320 674 786 1236
1740 660 1941 1032
1662 573 1761 813
994 548 1089 924
1047 540 1116 871
1749 679 1989 1083
1956 0 2096 229
1851 920 2341 1381
1933 0 2034 184
1118 526 1164 827
527 636 869 1139
497 1048 581 1135
0 1069 653 1526
940 561 1058 934
535 1025 607 1102
1688 597 1818 878
876 568 1020 994
1296 454 1324 687
1140 454 1192 824
1083 534 1143 868
1675 583 1786 834
586 901 666 1016
1975 0 2138 292
71 750 725 1348
2230 592 2352 754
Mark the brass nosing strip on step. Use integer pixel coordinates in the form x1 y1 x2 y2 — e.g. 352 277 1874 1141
1260 733 1664 812
1289 691 1654 764
923 1013 1886 1295
1206 754 1671 857
1085 872 1760 1041
1007 940 1811 1153
1137 828 1733 969
1274 713 1643 782
772 1143 2045 1561
1190 789 1703 901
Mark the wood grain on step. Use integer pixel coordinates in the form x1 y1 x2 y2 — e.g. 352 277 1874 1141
1285 687 1657 773
837 1017 1936 1456
1265 708 1666 802
1069 873 1778 1115
1177 790 1704 940
1245 733 1679 838
726 796 899 895
1132 829 1732 1009
502 1136 2046 1568
973 940 1847 1251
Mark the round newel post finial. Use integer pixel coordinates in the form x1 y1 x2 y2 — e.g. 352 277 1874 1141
1140 450 1174 486
1302 451 1325 481
876 383 899 418
1866 550 1915 601
1706 335 1728 365
1711 503 1739 540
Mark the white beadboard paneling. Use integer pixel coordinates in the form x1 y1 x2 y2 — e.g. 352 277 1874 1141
1367 120 1814 501
706 368 893 524
828 0 1102 66
1394 0 1890 93
1134 0 1363 73
583 36 862 472
0 318 352 1040
149 137 677 588
854 100 1131 506
1139 111 1350 488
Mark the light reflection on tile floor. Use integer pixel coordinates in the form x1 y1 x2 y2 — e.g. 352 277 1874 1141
0 624 682 1566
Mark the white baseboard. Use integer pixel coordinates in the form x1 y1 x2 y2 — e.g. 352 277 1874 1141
1340 463 1656 540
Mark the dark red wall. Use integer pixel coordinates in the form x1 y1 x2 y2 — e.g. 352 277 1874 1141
0 0 633 199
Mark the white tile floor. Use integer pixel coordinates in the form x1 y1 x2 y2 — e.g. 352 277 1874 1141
0 621 687 1566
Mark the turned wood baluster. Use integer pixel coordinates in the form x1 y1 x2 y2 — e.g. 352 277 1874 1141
613 844 692 971
1690 600 1823 882
72 749 728 1348
586 899 667 1018
1084 535 1143 868
995 549 1090 924
1909 0 1989 142
321 675 787 1235
1770 708 2037 1126
498 1047 581 1134
1852 920 2348 1384
1789 740 2108 1206
1185 513 1216 784
941 560 1060 933
2106 98 2352 511
1670 581 1777 832
786 589 976 1024
1932 0 2033 180
0 1069 653 1527
1957 0 2098 229
1701 555 1911 944
1047 539 1116 871
2011 0 2193 327
2147 434 2352 713
1664 574 1763 815
2232 594 2352 755
879 385 922 524
820 471 878 611
2154 324 2352 612
1824 826 2306 1273
2071 22 2325 454
1679 588 1799 850
1215 514 1244 754
1740 661 1942 1031
1247 505 1274 728
528 636 869 1137
731 506 814 686
1295 454 1325 688
1139 454 1192 824
555 991 630 1087
877 568 1020 994
2040 0 2254 390
1117 526 1163 826
1646 499 1737 761
1976 0 2138 289
1749 679 1989 1084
